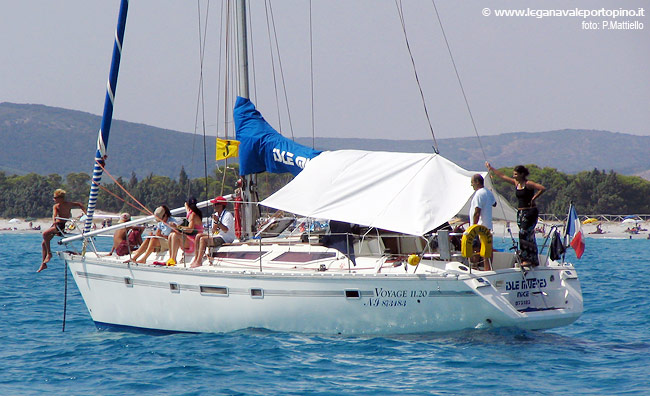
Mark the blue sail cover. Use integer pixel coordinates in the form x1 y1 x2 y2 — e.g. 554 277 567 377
234 97 321 176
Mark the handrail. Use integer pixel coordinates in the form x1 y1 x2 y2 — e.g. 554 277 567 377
60 199 214 244
539 213 650 222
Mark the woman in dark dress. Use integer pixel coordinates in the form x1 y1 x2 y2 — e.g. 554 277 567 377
486 162 546 267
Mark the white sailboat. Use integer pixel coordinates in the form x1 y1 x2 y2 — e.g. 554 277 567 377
59 1 582 335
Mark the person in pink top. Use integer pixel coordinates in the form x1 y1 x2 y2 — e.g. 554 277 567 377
166 197 203 266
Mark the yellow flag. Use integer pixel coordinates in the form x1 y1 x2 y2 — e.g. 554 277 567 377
216 138 240 160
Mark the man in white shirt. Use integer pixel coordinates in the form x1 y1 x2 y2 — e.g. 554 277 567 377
209 196 236 245
469 174 496 229
189 196 236 268
469 174 496 269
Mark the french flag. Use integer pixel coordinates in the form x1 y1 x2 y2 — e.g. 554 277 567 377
566 205 585 259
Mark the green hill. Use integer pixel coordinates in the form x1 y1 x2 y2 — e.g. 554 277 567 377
2 102 649 179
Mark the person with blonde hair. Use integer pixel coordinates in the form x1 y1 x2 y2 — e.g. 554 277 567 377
129 205 178 263
39 189 86 273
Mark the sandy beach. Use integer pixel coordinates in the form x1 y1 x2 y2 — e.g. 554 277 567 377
0 209 115 234
0 218 51 233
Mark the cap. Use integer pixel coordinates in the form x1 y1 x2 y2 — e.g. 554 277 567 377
154 206 165 218
118 213 131 223
210 196 227 205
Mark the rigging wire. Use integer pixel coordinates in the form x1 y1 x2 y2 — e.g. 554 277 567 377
395 0 439 154
213 0 237 198
309 0 315 148
430 0 512 242
430 0 485 159
62 262 68 332
215 0 226 141
247 1 258 103
267 1 295 140
263 0 282 131
217 0 230 197
94 160 154 216
195 0 212 202
97 182 148 214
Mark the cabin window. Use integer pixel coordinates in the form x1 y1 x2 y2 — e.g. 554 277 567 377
211 251 268 260
170 282 180 293
124 277 133 287
250 288 264 299
200 286 229 296
271 252 336 263
345 290 360 299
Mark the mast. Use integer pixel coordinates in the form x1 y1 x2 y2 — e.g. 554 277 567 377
236 0 257 239
83 0 130 233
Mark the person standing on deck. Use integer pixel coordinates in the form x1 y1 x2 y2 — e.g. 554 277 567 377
486 162 546 267
469 174 496 230
39 189 86 273
469 174 496 269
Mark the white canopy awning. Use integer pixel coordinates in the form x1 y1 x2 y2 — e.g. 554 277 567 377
261 150 514 236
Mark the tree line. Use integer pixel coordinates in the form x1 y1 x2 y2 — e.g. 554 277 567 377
1 165 648 219
489 165 650 215
0 164 292 219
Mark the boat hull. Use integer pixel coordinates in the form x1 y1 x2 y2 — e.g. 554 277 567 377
63 253 582 335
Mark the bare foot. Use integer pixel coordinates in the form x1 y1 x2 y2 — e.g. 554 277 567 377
136 259 146 264
189 261 201 268
37 263 48 273
43 254 52 264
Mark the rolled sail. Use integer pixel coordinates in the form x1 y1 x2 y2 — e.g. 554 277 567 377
234 97 321 176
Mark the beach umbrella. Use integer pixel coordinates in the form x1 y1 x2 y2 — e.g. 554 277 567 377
8 218 20 223
583 218 598 224
622 218 637 224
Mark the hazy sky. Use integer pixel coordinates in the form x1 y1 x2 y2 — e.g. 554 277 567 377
2 0 648 141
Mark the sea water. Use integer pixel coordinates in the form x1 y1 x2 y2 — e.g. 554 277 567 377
0 234 648 395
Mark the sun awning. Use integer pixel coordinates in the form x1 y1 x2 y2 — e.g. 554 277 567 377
261 150 490 236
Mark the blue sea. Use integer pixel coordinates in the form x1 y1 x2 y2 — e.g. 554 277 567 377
1 234 648 395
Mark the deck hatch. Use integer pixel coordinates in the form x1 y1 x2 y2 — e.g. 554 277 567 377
271 252 336 263
211 251 268 260
200 286 229 296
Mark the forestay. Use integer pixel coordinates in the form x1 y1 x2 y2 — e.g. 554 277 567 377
262 150 484 236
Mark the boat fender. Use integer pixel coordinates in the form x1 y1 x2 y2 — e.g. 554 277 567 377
461 224 493 258
407 254 421 266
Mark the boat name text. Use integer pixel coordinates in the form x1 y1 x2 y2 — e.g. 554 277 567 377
363 288 430 308
505 278 547 291
273 148 310 169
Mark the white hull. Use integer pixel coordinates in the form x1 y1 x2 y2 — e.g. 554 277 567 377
62 243 582 335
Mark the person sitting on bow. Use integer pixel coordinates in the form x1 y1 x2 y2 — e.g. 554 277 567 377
166 197 203 266
129 205 178 263
39 189 86 273
189 196 235 268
